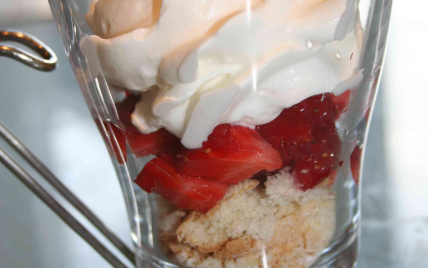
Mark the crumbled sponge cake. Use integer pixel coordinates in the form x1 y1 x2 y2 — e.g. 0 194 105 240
158 171 335 268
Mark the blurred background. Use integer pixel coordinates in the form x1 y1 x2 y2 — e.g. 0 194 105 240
0 0 427 267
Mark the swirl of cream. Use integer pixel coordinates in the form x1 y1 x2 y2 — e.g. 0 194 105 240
83 0 362 148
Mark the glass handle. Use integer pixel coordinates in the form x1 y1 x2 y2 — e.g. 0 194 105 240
0 30 58 72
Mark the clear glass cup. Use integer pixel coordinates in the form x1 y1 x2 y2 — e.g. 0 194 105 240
49 0 392 267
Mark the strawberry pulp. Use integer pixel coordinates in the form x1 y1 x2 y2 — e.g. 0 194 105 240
135 125 282 212
115 92 345 211
102 121 127 165
176 125 282 184
136 156 229 212
350 146 362 185
257 94 342 190
113 95 182 158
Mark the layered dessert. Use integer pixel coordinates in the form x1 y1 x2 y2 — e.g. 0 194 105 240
83 0 362 267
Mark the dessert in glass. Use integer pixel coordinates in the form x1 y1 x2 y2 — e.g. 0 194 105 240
49 0 392 267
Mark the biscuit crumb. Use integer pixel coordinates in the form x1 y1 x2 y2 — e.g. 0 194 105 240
158 172 335 267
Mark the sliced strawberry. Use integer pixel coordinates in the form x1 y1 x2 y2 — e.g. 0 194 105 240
294 93 334 124
350 146 362 185
312 122 340 149
176 125 282 184
293 122 341 190
135 157 228 212
293 163 329 191
257 107 312 166
136 153 176 193
293 144 335 190
116 94 141 127
124 127 181 157
103 121 127 165
115 94 181 157
257 93 343 190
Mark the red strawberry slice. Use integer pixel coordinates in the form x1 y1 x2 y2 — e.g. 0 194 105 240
350 146 362 185
257 107 312 166
294 93 334 124
116 94 141 127
257 94 342 190
115 94 181 157
135 157 229 212
124 127 181 157
312 122 340 148
176 125 282 184
293 143 336 190
293 122 341 190
103 121 127 165
293 164 330 190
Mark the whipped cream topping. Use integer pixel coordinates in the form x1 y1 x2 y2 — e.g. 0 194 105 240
84 0 362 149
86 0 162 39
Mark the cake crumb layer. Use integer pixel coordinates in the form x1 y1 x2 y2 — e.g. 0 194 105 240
159 172 336 268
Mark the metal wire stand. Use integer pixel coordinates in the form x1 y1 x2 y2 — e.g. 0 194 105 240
0 29 135 268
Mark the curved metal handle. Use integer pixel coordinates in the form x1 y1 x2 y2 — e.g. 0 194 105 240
0 30 57 72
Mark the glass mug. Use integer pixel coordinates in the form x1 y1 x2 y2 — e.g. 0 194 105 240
48 0 392 267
